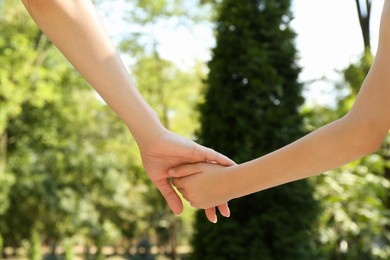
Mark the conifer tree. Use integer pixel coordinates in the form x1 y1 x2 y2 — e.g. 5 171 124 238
191 0 319 259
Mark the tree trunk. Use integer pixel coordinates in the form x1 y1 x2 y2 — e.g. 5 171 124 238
29 228 42 260
0 232 3 260
169 219 178 260
64 239 74 260
0 132 7 176
95 235 105 260
355 0 372 52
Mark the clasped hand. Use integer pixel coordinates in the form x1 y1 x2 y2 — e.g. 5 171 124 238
170 162 234 210
139 129 234 223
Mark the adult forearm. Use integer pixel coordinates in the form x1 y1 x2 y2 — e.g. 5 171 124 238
22 0 164 146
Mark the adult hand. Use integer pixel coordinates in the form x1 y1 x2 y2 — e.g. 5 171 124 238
139 129 235 223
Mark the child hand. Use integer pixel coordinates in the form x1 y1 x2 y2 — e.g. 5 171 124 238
170 163 234 212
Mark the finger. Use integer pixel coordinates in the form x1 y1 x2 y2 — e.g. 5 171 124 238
177 187 185 195
171 177 182 188
196 144 236 166
172 177 181 189
168 163 203 178
173 184 185 195
154 179 183 215
205 207 217 223
217 203 230 218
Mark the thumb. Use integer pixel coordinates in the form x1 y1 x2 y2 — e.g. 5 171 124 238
154 179 183 215
195 144 236 166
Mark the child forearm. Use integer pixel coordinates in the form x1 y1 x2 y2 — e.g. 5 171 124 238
22 0 164 146
170 110 388 209
226 113 384 200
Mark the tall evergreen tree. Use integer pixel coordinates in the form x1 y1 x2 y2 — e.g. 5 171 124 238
191 0 319 259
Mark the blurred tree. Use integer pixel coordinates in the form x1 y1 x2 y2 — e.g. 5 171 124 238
0 0 211 258
2 73 146 253
132 55 204 258
0 0 145 257
0 0 57 254
359 0 390 255
118 0 209 258
301 54 389 260
0 234 2 260
29 228 41 260
384 133 390 245
305 50 390 259
304 2 390 257
191 0 319 259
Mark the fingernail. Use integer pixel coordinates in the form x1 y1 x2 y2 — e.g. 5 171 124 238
212 217 217 224
226 207 231 218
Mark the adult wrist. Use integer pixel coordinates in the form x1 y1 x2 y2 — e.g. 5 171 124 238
125 108 167 149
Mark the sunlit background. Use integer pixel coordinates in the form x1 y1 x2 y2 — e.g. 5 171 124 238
99 0 384 106
1 0 389 259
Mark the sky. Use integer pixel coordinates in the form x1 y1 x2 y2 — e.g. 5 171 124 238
290 0 384 106
98 0 385 107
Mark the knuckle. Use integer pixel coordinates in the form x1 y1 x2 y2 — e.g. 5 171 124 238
190 201 199 208
208 148 216 153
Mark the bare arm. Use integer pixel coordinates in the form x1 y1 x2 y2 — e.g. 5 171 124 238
22 0 235 221
22 0 160 144
172 0 390 209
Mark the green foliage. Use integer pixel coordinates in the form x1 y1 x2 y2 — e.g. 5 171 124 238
63 239 74 260
0 172 13 215
119 0 208 54
28 228 41 260
1 0 205 256
133 56 203 136
0 0 56 247
313 161 390 259
191 0 319 259
118 0 209 250
0 0 147 253
0 0 59 134
0 232 3 260
0 1 60 220
336 50 374 115
127 46 203 255
2 84 145 246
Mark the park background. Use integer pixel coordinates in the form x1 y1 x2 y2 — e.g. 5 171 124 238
1 0 390 259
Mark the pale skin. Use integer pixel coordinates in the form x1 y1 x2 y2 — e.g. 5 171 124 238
172 0 390 210
21 0 236 223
